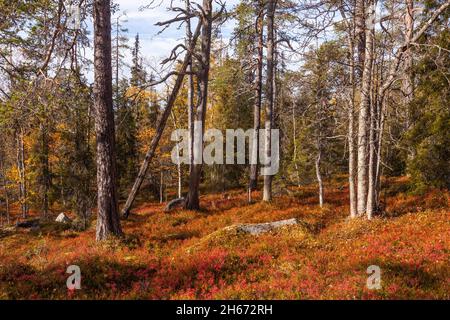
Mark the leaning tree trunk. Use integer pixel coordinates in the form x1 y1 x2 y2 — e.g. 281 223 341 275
185 0 213 210
356 0 375 216
93 0 122 240
121 22 202 218
249 7 264 191
263 0 276 202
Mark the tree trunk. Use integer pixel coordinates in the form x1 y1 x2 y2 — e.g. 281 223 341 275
316 147 324 208
355 0 366 80
356 0 375 216
159 170 164 204
186 0 195 175
171 112 183 199
339 4 358 218
185 0 213 210
367 48 381 218
249 7 264 191
403 0 415 126
16 128 27 218
0 154 10 224
403 0 416 160
292 99 301 187
375 94 385 208
40 121 50 218
93 0 122 240
121 22 202 218
263 0 276 202
366 80 377 218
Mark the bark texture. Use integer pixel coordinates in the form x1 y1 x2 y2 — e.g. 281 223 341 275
93 0 122 240
263 0 276 202
185 0 213 210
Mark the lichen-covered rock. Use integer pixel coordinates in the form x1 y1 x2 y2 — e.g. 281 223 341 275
55 213 72 224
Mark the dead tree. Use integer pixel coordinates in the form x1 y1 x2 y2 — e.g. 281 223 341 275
121 18 203 218
185 0 214 210
249 2 265 191
263 0 277 202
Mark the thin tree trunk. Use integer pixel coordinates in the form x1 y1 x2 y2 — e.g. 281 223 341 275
186 0 194 175
171 112 182 199
355 0 366 80
249 7 264 191
340 3 358 218
16 128 27 218
316 146 324 208
93 0 122 240
40 121 50 218
403 0 416 162
121 22 202 218
403 0 415 127
185 0 213 210
375 97 385 207
159 170 164 204
0 154 10 224
356 0 375 216
292 99 301 187
263 0 276 202
366 83 377 218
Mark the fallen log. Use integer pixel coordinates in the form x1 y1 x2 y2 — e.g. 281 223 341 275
16 219 40 229
164 198 185 213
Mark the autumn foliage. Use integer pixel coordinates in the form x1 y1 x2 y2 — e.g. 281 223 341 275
0 177 448 300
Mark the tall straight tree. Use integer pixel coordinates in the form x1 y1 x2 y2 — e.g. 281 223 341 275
263 0 277 202
185 0 213 210
93 0 122 240
356 0 374 216
249 1 264 191
365 0 377 219
339 3 358 218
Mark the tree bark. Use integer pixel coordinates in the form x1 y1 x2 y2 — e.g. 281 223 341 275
16 127 27 218
40 121 50 218
249 6 264 191
292 99 301 187
0 154 10 224
355 0 366 80
339 3 358 218
186 0 195 175
93 0 122 240
185 0 213 210
263 0 276 202
316 147 324 208
402 0 415 124
356 0 375 216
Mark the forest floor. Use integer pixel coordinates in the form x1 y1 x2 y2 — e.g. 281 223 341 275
0 176 449 299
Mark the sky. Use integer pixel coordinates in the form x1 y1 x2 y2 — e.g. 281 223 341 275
100 0 241 83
